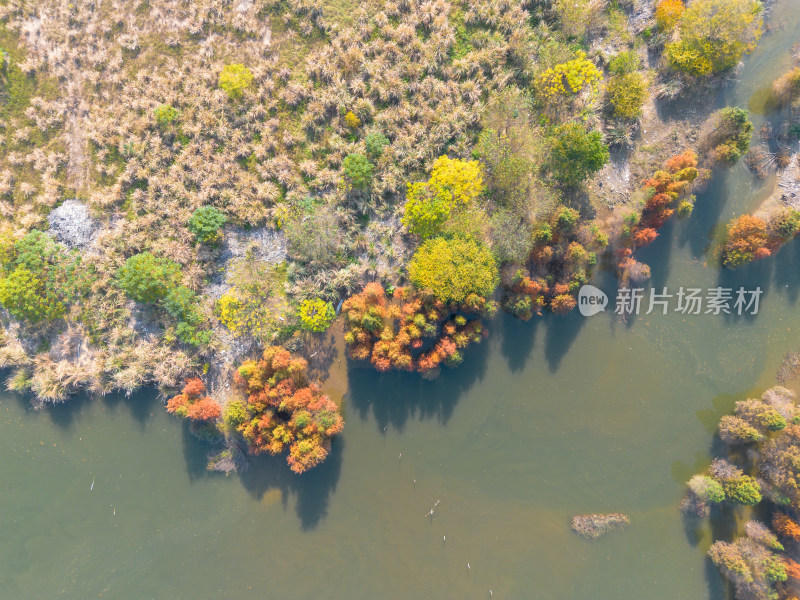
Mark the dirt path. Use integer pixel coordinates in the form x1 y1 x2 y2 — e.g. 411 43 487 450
65 81 89 193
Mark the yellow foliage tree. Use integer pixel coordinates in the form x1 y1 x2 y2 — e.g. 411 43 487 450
655 0 685 31
402 156 484 238
666 0 762 77
536 51 602 102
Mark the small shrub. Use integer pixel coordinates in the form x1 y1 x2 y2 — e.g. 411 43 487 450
342 153 373 190
365 132 389 158
218 64 253 99
0 267 64 322
555 207 580 232
608 50 640 75
536 51 602 101
154 104 179 127
188 206 227 245
607 72 648 119
344 111 361 129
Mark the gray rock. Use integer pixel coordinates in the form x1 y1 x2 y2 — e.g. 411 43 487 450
47 199 98 250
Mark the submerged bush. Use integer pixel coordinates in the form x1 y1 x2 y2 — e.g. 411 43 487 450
234 346 344 473
708 108 753 164
723 215 768 268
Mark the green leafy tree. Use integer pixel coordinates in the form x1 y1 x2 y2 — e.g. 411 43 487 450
407 236 499 304
188 206 227 245
0 267 64 322
365 132 389 158
117 252 181 303
218 64 253 99
154 104 179 127
298 298 336 332
342 153 373 191
666 0 763 76
548 124 609 187
724 475 762 505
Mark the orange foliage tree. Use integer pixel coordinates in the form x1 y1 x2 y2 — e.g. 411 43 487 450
773 512 800 542
618 150 700 284
502 210 605 319
167 378 222 421
655 0 685 30
784 558 800 581
723 214 770 268
341 282 493 377
234 346 344 473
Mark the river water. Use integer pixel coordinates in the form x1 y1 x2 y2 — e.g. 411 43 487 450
2 4 800 599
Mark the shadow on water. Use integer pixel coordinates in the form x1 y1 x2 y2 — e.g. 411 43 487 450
500 312 539 374
181 422 344 531
101 389 161 430
543 310 585 372
683 169 732 259
44 392 92 429
636 218 676 290
346 335 490 433
306 330 338 382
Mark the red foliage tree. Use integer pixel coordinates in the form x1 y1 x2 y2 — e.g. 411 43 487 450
166 378 220 421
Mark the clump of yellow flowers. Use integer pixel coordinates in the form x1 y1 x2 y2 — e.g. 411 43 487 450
536 51 602 101
298 298 336 332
